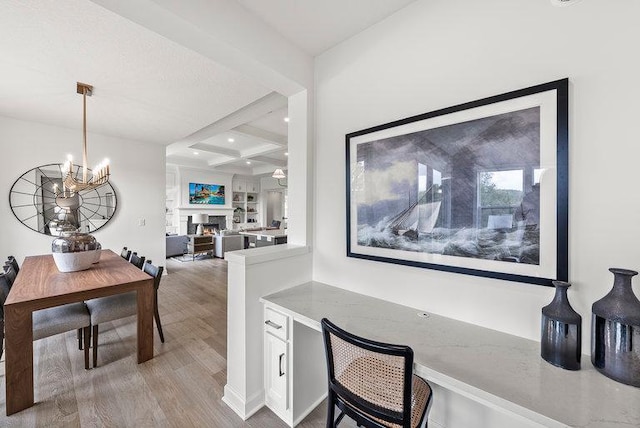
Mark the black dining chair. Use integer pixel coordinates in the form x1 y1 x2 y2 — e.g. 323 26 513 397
3 263 17 285
0 265 91 369
85 260 165 367
321 318 432 428
6 255 19 274
129 252 146 269
120 247 132 261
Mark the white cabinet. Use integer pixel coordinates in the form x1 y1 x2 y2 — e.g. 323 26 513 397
232 181 245 192
263 305 327 427
232 180 261 229
233 180 259 193
264 307 290 420
265 333 288 415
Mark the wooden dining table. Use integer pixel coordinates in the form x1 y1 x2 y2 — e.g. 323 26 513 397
3 250 154 416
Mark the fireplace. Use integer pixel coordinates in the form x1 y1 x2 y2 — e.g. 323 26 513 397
187 215 227 235
174 207 234 235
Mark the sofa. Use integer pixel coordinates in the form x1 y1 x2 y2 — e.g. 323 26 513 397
166 234 189 257
214 230 244 258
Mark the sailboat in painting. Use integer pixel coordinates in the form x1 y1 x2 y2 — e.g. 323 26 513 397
388 191 441 240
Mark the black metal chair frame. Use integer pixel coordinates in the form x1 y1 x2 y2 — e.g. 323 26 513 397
321 318 430 428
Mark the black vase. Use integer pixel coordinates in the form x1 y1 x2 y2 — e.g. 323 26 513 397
591 268 640 387
541 280 582 370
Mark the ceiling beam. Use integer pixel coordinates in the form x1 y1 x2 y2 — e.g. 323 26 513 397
166 91 287 155
190 143 241 158
241 145 286 159
233 124 287 147
165 155 211 169
248 156 287 168
207 157 243 167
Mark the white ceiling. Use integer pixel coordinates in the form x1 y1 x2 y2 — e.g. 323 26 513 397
236 0 418 56
0 0 417 176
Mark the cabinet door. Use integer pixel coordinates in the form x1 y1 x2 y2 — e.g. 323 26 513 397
233 181 245 192
247 182 259 193
265 333 288 414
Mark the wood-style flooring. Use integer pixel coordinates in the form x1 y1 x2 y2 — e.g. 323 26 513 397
0 257 353 427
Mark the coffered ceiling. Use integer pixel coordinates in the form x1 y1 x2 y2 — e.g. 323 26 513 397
0 0 417 176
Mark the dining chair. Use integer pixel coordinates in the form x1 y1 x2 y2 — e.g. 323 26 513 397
129 252 146 269
4 262 90 360
86 260 165 367
0 265 91 369
3 263 17 285
6 255 20 274
120 247 132 260
321 318 432 428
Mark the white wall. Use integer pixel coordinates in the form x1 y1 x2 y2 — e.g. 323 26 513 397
313 0 640 346
0 115 166 265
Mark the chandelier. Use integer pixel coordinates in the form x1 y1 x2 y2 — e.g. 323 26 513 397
58 82 110 197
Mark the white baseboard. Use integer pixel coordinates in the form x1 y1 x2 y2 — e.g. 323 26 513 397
222 384 265 420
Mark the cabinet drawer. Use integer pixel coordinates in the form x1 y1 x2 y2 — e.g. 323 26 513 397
264 307 288 341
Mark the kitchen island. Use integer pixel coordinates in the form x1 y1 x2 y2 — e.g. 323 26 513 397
239 229 287 247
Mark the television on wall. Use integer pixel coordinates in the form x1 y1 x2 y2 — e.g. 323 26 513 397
189 183 225 205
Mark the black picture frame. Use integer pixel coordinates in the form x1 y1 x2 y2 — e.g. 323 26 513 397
346 79 568 286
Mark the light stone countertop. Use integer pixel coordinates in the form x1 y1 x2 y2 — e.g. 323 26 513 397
261 281 640 428
239 229 287 238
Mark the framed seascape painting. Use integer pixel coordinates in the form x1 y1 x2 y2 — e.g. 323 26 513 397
346 79 568 286
189 183 225 205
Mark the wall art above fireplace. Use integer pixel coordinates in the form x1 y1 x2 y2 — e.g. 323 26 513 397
189 182 225 205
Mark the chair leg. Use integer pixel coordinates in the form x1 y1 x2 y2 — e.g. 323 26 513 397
83 326 91 370
92 325 99 368
77 328 82 350
326 392 335 428
154 290 165 343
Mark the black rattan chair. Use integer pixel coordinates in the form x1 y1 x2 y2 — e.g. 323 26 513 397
321 318 432 428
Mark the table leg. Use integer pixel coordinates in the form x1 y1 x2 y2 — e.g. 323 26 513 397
137 280 154 363
5 305 34 415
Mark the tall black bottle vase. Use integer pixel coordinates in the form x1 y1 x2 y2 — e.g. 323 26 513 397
591 268 640 387
541 280 582 370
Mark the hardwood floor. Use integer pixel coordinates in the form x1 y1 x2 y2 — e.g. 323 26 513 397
0 257 351 427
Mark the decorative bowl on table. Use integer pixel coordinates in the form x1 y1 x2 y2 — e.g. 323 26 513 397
52 232 101 272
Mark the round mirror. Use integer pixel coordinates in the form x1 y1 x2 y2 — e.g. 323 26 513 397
9 163 117 236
